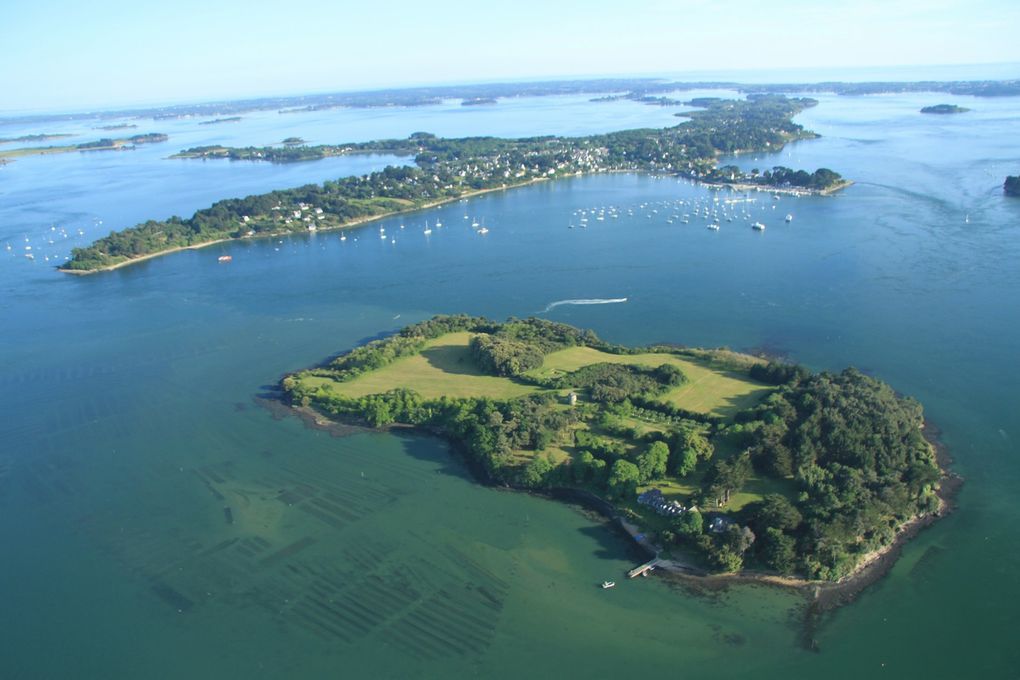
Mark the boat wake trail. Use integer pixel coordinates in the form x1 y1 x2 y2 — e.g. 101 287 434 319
540 298 628 313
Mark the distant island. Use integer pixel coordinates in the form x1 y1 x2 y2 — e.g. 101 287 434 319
592 94 685 106
198 116 242 125
281 316 953 584
461 97 497 106
95 123 138 130
281 136 306 146
64 95 849 272
0 133 167 160
921 104 971 114
0 133 72 144
4 77 1019 126
1006 175 1020 196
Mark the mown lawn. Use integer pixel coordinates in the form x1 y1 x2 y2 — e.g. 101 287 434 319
303 332 539 400
527 346 774 418
299 331 794 511
636 469 796 514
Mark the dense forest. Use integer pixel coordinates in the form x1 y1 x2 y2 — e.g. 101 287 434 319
282 316 945 582
64 95 843 271
733 369 941 578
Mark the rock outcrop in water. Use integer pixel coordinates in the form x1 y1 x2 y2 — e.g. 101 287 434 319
1005 175 1020 196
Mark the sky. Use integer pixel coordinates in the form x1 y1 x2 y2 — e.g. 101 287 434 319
3 0 1019 113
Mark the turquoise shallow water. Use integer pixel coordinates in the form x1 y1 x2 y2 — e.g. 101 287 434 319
1 90 1019 678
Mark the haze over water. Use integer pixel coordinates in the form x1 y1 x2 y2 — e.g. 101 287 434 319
1 81 1018 678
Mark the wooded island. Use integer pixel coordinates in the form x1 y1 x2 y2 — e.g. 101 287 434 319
282 316 948 582
920 104 970 114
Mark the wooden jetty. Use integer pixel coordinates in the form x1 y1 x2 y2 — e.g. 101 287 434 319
627 558 661 579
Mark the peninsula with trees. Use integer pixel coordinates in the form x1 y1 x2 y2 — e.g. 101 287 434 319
0 133 167 160
62 95 848 272
0 132 73 144
281 316 951 583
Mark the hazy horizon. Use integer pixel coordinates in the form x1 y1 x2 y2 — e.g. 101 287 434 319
4 0 1019 114
2 61 1018 119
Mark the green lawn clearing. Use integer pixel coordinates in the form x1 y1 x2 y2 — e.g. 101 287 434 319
528 346 773 418
307 332 539 400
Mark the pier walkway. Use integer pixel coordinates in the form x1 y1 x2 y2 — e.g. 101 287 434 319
627 558 661 579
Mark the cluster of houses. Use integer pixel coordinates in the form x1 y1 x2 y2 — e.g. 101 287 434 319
451 143 611 183
222 134 713 239
637 488 687 517
637 488 736 534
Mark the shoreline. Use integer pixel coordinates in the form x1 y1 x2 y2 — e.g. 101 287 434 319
58 178 550 275
656 419 959 590
0 139 142 160
59 238 233 275
272 390 959 621
58 163 849 276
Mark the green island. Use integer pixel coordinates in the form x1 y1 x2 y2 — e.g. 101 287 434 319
461 97 497 106
920 104 971 114
0 132 73 144
281 315 952 584
63 95 849 272
198 116 242 125
0 132 168 160
94 123 138 130
1005 175 1020 196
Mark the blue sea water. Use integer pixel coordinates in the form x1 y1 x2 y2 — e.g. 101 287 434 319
0 83 1018 678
